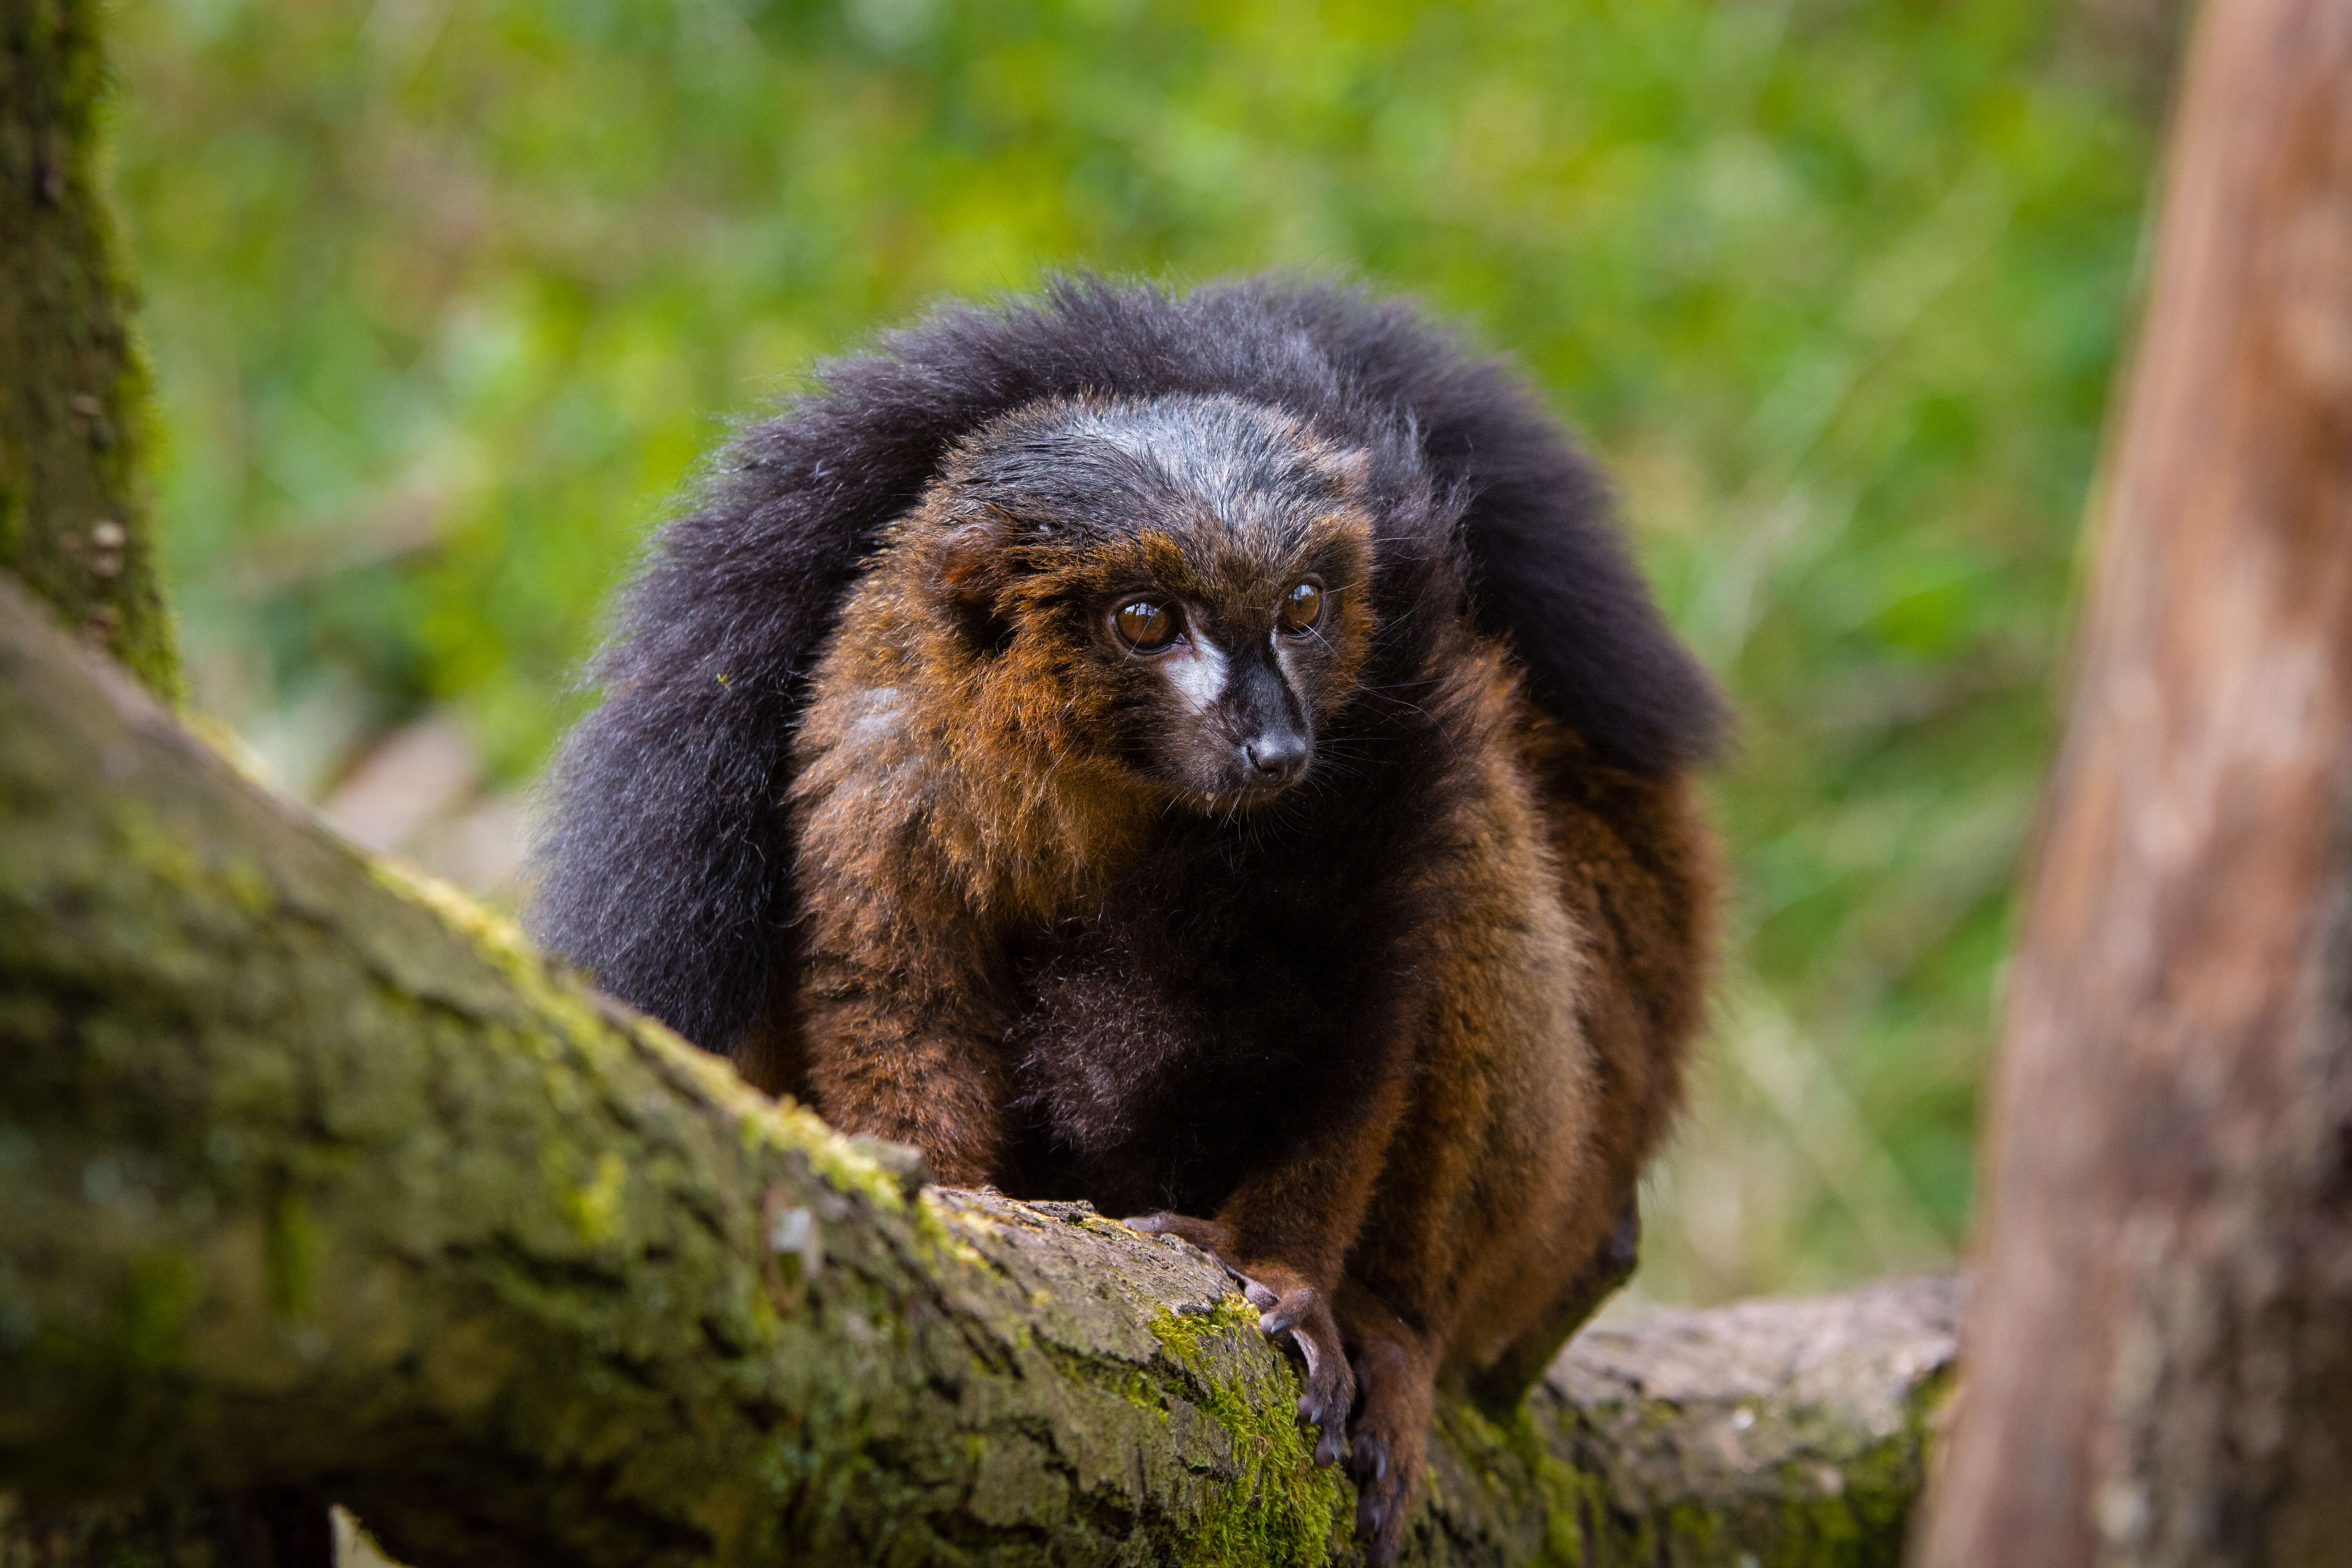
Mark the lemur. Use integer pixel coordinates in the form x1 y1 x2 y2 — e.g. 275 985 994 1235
532 276 1722 1564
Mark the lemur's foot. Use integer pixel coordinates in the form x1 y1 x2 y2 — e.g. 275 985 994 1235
1245 1275 1354 1464
1345 1335 1432 1568
1124 1212 1354 1465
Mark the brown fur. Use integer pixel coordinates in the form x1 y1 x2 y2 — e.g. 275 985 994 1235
741 394 1717 1562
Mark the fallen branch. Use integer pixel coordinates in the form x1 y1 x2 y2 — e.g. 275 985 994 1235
0 581 1955 1565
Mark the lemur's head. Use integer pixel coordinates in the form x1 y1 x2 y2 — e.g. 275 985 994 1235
912 394 1381 809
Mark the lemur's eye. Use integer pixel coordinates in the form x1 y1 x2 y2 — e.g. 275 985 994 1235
1279 580 1324 635
1114 600 1180 652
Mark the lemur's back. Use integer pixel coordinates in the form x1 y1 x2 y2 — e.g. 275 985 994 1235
530 275 1724 1053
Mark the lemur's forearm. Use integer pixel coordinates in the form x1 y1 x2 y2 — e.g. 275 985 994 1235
799 962 1013 1186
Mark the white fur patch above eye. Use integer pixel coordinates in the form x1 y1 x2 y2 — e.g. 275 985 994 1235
1160 625 1227 714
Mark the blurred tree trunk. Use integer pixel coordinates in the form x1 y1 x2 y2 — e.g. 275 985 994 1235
0 0 176 700
1919 2 2352 1564
2073 0 2194 112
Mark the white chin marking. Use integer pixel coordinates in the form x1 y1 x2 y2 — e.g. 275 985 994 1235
1163 627 1227 714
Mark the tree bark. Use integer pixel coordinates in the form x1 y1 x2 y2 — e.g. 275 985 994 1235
1918 3 2352 1563
0 579 1958 1566
0 0 177 701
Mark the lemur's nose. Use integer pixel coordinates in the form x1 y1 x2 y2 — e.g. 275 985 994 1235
1245 730 1309 782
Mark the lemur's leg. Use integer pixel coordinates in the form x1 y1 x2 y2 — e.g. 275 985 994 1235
1329 1281 1438 1566
1309 739 1630 1567
1465 1195 1640 1412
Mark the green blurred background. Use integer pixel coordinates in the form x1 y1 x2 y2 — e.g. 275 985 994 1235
107 0 2178 1306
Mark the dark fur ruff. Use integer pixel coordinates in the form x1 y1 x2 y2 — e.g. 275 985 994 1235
530 276 1724 1561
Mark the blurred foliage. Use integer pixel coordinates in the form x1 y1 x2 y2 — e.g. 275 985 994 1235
107 0 2163 1302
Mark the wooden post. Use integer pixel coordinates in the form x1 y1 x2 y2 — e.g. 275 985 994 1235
1919 2 2352 1562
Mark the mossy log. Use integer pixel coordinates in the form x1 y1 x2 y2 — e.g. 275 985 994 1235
0 580 1956 1565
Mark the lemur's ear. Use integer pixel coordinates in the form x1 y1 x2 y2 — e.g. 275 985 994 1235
929 518 1018 652
933 521 1004 600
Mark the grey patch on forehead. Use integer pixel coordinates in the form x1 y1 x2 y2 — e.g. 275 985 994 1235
1066 395 1344 511
948 393 1366 550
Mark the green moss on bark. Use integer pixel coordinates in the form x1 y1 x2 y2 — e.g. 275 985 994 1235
1143 1299 1354 1567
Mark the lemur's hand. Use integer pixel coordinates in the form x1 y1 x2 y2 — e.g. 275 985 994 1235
1123 1212 1354 1465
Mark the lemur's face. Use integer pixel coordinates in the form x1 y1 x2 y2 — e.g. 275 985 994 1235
920 394 1379 810
1086 521 1373 804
